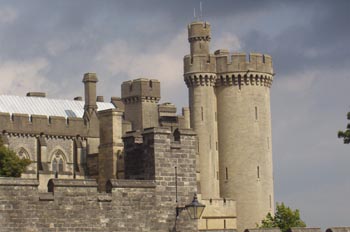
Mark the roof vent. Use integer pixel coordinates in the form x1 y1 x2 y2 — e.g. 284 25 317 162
96 96 104 102
26 92 46 98
74 96 83 101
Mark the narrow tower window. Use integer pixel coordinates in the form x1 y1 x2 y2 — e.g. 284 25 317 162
269 195 272 209
201 107 204 121
216 141 218 151
209 135 211 149
255 106 258 120
225 167 228 180
257 166 260 179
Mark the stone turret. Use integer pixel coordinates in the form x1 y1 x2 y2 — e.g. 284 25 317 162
215 51 274 231
184 21 220 200
83 73 98 122
121 78 160 131
184 21 275 231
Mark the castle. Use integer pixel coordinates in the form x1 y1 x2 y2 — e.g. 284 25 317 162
0 20 274 232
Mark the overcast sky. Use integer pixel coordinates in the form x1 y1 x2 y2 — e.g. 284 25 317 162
0 0 349 229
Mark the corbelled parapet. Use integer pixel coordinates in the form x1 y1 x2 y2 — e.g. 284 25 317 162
184 54 217 88
215 51 274 88
188 21 211 42
121 78 160 104
184 54 217 75
185 21 216 87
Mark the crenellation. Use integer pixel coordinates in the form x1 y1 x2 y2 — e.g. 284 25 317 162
121 78 160 103
184 54 217 74
215 52 274 74
0 113 98 137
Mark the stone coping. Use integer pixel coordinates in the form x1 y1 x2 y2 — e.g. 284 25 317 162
107 179 156 189
48 178 98 188
326 228 350 232
0 177 39 186
245 229 281 232
287 228 321 232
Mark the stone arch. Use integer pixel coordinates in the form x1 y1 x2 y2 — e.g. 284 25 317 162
173 129 180 142
50 149 67 173
17 147 30 160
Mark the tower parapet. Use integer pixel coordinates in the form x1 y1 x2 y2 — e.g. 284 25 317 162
121 78 160 104
121 78 160 131
215 52 274 88
215 51 273 74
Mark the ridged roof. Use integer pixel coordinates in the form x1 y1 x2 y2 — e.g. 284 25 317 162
0 95 114 118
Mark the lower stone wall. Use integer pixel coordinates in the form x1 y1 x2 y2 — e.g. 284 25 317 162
0 178 194 232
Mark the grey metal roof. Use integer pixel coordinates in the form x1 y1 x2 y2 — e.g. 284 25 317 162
0 95 115 118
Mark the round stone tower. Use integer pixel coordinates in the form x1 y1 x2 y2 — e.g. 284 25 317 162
184 21 220 199
215 51 274 231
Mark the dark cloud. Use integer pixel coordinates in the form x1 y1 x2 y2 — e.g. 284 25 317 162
0 0 349 228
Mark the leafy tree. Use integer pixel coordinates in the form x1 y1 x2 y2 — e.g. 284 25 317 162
259 202 306 232
0 137 31 177
338 112 350 143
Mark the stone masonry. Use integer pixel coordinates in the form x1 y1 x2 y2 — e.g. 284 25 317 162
0 127 198 232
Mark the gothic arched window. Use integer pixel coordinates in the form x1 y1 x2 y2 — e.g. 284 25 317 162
58 159 63 172
52 159 57 173
51 150 66 173
17 147 29 160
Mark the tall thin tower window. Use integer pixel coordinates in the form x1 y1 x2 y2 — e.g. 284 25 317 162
257 166 260 179
225 167 228 180
201 107 204 121
255 106 258 120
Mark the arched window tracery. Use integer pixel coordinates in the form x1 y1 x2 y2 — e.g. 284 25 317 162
17 147 30 160
51 150 66 173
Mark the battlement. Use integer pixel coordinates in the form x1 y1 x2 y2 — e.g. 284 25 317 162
215 51 273 74
184 54 217 75
121 78 160 103
188 21 211 42
0 112 96 138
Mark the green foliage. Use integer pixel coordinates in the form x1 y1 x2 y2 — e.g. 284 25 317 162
338 112 350 144
259 202 306 232
0 137 31 177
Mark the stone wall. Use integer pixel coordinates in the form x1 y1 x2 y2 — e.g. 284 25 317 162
0 177 194 232
0 127 198 231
